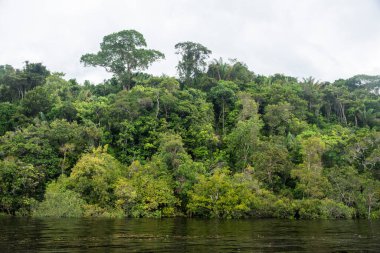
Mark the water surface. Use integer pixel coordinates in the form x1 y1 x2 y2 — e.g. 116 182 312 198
0 217 379 252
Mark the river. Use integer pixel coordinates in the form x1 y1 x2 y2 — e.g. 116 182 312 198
0 217 379 252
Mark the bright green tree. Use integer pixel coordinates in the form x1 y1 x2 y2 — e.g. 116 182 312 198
187 169 259 218
115 161 178 217
69 146 123 208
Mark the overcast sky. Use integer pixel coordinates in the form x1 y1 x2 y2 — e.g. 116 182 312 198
1 0 380 83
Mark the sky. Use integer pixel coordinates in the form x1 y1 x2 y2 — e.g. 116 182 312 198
1 0 380 83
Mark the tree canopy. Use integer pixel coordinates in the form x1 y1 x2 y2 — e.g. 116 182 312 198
175 41 211 86
81 30 165 90
0 29 379 219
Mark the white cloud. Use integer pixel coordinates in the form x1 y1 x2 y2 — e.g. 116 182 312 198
0 0 380 83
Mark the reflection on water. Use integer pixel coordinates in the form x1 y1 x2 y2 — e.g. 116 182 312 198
0 217 379 252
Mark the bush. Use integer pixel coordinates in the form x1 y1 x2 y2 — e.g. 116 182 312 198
33 177 85 217
272 198 297 219
0 158 44 215
187 169 258 218
115 163 179 218
69 146 124 208
320 199 355 219
294 199 354 219
82 204 124 218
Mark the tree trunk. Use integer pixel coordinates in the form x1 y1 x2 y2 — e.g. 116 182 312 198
61 152 66 175
156 91 160 119
368 194 373 219
337 101 347 125
222 102 225 136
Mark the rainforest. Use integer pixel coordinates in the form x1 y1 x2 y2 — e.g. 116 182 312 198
0 30 379 219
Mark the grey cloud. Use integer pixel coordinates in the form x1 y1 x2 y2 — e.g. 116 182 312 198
0 0 380 83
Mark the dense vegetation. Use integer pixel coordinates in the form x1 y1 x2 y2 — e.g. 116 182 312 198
0 30 379 219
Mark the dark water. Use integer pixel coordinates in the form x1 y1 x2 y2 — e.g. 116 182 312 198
0 217 379 252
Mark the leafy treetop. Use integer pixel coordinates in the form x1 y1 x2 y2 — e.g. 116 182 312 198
81 30 165 89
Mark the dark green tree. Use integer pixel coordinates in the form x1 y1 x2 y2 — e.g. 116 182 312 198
175 41 211 86
207 58 254 85
0 158 44 215
0 62 50 102
209 82 237 136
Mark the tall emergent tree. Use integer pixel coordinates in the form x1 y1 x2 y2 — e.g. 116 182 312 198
175 41 211 86
80 30 165 90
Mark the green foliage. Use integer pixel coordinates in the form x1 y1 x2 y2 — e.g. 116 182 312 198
81 30 164 89
295 199 354 219
175 41 211 86
0 62 50 102
264 102 295 135
154 133 206 208
69 146 123 208
82 204 124 218
291 136 332 199
209 82 237 135
0 119 103 179
33 176 85 217
187 169 258 218
252 138 293 192
207 58 254 85
157 133 189 171
226 119 261 170
116 116 161 163
115 161 179 217
0 34 379 219
0 102 23 135
21 86 57 117
0 158 44 215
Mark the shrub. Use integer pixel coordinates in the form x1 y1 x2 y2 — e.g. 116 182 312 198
33 177 85 217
